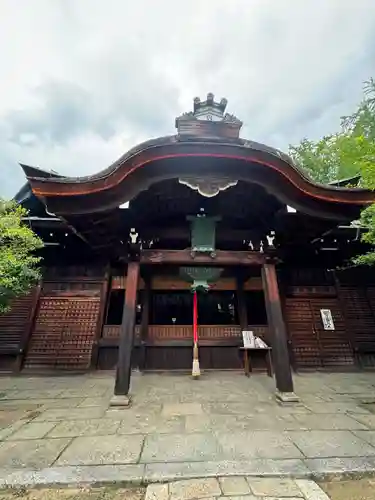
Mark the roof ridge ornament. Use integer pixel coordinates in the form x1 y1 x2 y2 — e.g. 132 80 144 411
175 93 243 140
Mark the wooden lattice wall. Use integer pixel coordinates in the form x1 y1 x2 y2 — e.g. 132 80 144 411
24 266 108 371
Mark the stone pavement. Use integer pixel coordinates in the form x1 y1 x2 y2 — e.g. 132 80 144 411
145 477 332 499
0 478 334 499
0 371 375 487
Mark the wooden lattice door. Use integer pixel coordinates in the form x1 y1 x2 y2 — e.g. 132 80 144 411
285 299 321 369
25 296 101 370
56 297 100 369
285 297 353 369
309 299 354 367
338 286 375 367
24 297 69 369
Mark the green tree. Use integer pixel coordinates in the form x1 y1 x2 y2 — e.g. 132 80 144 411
289 78 375 265
289 134 365 184
0 199 43 313
341 78 375 140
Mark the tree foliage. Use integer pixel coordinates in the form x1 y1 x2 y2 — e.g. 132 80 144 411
289 78 375 265
289 134 368 184
0 199 43 313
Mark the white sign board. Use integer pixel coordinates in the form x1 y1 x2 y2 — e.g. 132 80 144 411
242 331 255 348
320 309 335 330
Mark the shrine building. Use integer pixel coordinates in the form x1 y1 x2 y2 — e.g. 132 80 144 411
2 93 375 400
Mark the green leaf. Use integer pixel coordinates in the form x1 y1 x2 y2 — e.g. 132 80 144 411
0 199 43 313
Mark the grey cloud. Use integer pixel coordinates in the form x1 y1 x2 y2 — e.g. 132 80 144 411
1 0 375 198
6 81 111 145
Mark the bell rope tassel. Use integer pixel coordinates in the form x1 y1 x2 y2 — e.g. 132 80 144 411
192 291 200 378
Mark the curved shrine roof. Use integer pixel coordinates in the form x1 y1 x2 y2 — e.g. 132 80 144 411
20 94 375 221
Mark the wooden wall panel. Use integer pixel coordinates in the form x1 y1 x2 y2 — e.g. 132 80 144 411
143 346 243 370
0 289 39 372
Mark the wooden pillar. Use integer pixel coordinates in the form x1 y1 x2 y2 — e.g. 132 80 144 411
236 276 248 331
139 275 151 371
262 262 298 401
90 266 111 370
112 261 140 405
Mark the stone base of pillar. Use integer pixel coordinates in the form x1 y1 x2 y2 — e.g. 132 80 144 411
275 390 300 404
109 395 132 408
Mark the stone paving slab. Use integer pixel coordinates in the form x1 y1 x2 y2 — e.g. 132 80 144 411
291 413 368 430
169 477 222 499
0 438 70 469
249 478 303 497
117 415 185 435
33 407 106 421
219 477 252 496
55 434 145 466
352 429 375 447
215 431 303 460
349 413 375 429
47 418 121 438
303 402 371 415
0 419 28 440
288 430 375 458
162 403 204 416
7 421 56 440
141 433 224 463
185 414 299 433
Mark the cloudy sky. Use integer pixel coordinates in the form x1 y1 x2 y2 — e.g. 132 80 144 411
1 0 375 197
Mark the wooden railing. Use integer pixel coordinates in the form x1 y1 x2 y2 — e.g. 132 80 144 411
102 325 140 339
101 324 269 343
148 325 268 341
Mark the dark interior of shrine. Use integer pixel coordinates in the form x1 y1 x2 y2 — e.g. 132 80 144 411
105 288 267 327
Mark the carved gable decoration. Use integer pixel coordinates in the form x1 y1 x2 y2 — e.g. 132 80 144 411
179 177 238 197
175 93 243 140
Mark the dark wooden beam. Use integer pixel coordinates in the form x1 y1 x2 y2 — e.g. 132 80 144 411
90 266 111 369
113 261 140 403
140 249 266 265
262 262 298 400
16 284 42 372
141 227 258 242
236 276 248 331
139 275 151 371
